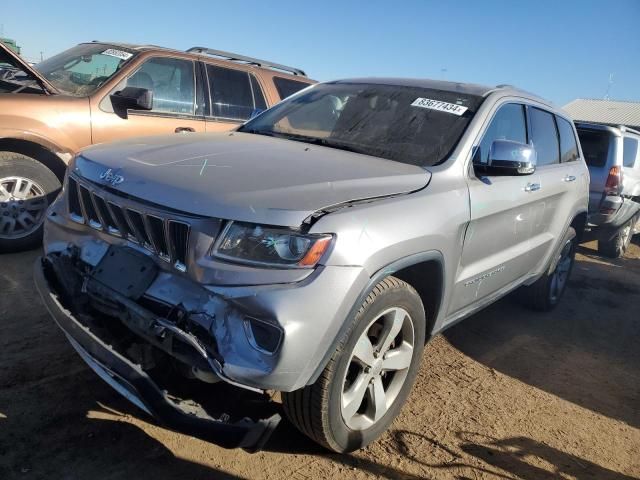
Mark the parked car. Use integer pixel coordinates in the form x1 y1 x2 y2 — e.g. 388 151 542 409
35 79 589 452
575 123 640 257
0 41 314 251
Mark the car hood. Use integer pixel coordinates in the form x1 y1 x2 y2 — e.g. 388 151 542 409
74 132 431 226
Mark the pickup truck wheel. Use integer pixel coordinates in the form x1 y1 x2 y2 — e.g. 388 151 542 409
282 276 426 452
0 152 61 252
519 227 576 311
598 219 634 258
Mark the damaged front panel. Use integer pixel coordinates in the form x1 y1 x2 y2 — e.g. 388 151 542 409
37 245 285 450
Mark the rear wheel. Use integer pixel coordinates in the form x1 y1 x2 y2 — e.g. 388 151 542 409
598 218 634 258
0 152 61 252
519 227 576 311
282 277 426 452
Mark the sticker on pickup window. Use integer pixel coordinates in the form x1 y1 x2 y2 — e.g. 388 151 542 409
411 98 468 116
102 49 133 61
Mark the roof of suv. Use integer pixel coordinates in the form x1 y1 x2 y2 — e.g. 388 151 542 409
329 77 554 106
85 41 309 77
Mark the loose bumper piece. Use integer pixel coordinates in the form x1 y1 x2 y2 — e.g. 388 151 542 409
34 256 280 451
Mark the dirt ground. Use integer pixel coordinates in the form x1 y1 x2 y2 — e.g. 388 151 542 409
1 239 639 480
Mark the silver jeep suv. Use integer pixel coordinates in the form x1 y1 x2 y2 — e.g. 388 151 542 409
36 78 589 452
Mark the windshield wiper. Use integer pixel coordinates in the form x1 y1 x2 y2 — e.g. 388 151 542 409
279 134 368 155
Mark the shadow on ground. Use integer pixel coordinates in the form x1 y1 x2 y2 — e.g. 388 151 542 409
445 242 640 429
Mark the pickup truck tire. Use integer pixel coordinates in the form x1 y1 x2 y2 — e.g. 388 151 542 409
598 218 635 258
519 227 576 312
0 152 61 252
282 276 426 453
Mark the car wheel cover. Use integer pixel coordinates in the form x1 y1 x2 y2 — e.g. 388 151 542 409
0 176 48 239
340 306 415 430
549 238 573 302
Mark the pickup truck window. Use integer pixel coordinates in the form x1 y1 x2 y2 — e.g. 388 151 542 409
530 107 560 166
477 103 527 164
556 116 579 163
239 82 483 166
623 137 638 168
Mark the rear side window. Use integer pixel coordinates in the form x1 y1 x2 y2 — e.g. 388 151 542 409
207 65 254 120
577 129 611 167
529 108 560 166
273 77 309 99
556 117 579 162
623 137 639 168
476 103 527 164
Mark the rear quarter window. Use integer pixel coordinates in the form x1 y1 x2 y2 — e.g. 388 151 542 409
577 129 611 168
273 77 310 100
623 137 639 168
556 116 579 162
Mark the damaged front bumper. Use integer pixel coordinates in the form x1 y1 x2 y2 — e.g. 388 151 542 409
34 252 279 451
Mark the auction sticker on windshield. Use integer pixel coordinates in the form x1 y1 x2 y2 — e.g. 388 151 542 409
411 98 468 116
102 49 133 61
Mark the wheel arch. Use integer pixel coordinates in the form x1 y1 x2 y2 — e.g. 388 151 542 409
0 138 68 182
570 210 588 244
307 251 445 385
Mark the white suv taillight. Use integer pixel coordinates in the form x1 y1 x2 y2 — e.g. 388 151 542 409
604 165 623 196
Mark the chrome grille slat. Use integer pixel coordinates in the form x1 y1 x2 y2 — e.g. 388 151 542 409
66 175 191 271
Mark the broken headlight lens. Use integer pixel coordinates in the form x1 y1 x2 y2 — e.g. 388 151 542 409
212 222 333 268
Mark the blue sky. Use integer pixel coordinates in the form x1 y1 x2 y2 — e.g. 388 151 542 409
3 0 639 106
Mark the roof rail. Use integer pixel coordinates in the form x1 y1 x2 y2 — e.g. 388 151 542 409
575 121 640 135
186 47 306 77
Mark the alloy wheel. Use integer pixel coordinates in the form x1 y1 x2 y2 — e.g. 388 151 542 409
341 307 415 430
0 176 48 239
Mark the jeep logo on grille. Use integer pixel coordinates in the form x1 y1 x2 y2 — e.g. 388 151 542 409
99 168 124 186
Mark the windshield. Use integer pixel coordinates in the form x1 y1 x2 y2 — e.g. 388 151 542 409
34 43 136 96
239 82 483 166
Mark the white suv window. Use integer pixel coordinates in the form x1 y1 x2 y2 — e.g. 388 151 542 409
623 137 639 168
529 107 560 166
476 103 527 164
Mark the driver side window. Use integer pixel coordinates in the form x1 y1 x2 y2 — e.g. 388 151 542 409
476 103 527 164
125 57 195 116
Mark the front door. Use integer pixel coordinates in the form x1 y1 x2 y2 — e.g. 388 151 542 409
448 102 540 315
91 56 205 144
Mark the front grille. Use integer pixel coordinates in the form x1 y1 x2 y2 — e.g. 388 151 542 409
67 175 191 271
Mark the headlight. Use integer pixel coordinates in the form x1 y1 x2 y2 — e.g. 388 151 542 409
212 222 333 268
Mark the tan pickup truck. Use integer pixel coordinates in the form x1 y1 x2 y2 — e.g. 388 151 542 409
0 41 314 250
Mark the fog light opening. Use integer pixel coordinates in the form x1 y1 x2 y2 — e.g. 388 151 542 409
243 317 283 355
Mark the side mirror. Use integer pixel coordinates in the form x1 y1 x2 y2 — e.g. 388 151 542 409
475 140 536 176
110 87 153 119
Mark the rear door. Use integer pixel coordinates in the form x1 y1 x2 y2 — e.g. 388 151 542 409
203 64 268 133
526 108 582 272
92 56 206 143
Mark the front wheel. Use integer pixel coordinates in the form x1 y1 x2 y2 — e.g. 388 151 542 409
519 226 576 311
0 152 61 252
282 276 426 452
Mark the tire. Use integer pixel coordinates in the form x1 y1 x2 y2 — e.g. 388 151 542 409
597 218 635 258
282 276 426 452
519 227 576 311
0 152 61 252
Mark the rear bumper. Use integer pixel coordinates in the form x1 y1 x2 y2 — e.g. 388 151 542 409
34 256 279 451
586 196 640 241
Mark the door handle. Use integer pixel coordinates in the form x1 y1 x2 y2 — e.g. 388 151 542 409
563 175 576 182
175 127 195 133
524 182 541 192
